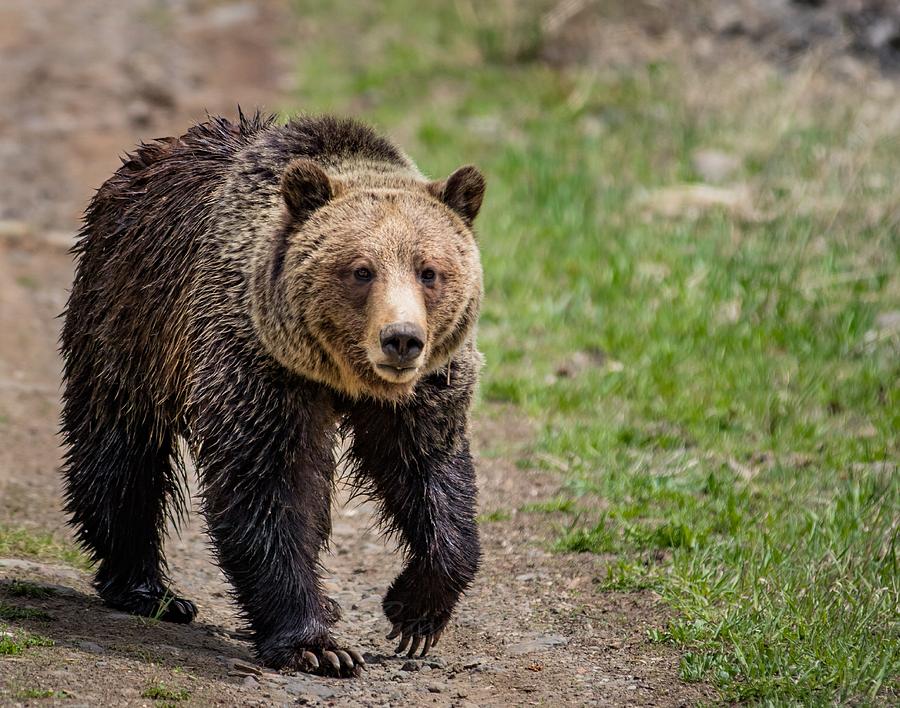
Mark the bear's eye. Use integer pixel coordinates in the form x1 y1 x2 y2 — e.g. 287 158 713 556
353 267 373 282
420 268 437 284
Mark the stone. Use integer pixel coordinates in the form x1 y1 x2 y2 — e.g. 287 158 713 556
636 184 757 221
77 641 105 654
284 679 335 699
875 310 900 334
507 634 568 655
691 149 741 183
223 657 263 676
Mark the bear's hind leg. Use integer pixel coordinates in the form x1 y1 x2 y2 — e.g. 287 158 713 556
60 390 196 624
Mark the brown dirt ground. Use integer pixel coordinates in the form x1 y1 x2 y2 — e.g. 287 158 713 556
0 2 715 706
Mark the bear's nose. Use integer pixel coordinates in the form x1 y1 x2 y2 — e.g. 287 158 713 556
380 322 425 365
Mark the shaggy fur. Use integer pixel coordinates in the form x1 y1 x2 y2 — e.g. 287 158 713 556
59 112 485 677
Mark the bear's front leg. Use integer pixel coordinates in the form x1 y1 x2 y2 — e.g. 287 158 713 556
191 362 364 677
344 354 481 658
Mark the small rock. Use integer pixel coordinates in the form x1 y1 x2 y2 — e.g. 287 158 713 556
284 680 334 699
200 2 258 29
106 611 134 620
400 659 420 671
867 18 898 49
0 220 32 240
426 681 447 693
126 99 152 128
306 682 335 698
875 310 900 334
507 634 568 656
424 657 447 669
555 348 607 378
637 183 757 221
77 641 105 654
223 657 263 676
691 149 741 183
465 115 503 138
242 675 259 690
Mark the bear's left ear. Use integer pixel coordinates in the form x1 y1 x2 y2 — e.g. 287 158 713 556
427 165 486 226
281 159 334 220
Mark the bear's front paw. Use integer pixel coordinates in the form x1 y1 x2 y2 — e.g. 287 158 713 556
383 578 455 658
290 644 366 678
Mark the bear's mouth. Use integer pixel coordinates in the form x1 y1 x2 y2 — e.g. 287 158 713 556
373 363 419 382
375 363 418 374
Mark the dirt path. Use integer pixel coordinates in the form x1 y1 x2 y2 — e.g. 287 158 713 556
0 2 710 706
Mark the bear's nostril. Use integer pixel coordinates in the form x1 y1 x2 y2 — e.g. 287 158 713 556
403 335 423 359
380 323 425 364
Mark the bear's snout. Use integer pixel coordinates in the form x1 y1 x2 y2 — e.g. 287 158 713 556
379 322 425 366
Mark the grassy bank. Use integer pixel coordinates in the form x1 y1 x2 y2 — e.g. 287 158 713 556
288 1 898 702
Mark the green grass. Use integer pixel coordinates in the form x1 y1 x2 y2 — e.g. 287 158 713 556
0 603 53 622
477 509 511 523
3 580 56 599
141 684 189 702
520 497 577 514
0 628 54 656
0 526 91 570
286 1 899 702
14 688 68 700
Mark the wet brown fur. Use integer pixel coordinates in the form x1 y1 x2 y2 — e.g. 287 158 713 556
59 112 486 675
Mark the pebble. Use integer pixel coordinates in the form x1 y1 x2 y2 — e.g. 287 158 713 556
507 634 568 655
223 657 263 676
426 681 447 693
400 659 420 671
691 149 741 183
242 675 259 690
77 641 105 654
461 656 489 669
875 310 900 333
0 219 31 239
284 679 335 699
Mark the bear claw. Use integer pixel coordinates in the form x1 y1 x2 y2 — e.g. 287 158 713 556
388 623 442 658
295 646 365 677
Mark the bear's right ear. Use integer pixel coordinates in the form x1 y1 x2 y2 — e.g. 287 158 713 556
281 159 334 220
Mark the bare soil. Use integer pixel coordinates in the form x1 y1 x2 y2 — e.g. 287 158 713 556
0 2 714 706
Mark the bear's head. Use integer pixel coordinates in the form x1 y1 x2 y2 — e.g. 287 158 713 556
252 159 485 401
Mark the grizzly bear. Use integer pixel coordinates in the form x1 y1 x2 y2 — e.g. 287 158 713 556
59 112 486 677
